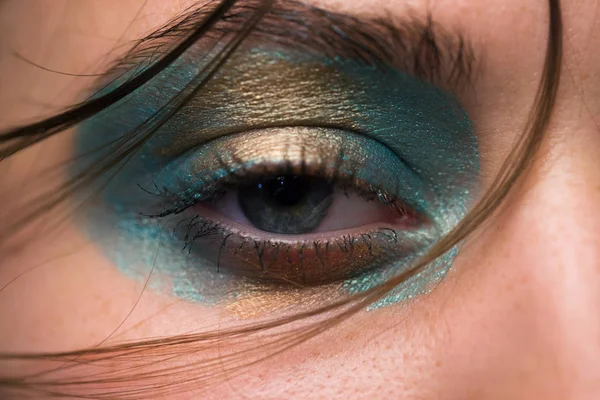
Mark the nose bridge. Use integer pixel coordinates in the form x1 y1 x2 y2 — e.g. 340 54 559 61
509 116 600 396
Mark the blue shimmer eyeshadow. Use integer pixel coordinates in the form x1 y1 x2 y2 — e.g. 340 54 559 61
74 45 479 310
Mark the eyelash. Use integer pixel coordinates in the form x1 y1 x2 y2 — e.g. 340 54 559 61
169 213 401 279
143 163 411 219
137 155 422 286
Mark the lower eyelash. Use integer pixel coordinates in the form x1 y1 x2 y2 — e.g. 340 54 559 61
159 213 433 287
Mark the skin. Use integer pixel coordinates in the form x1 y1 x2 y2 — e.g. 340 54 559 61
1 0 600 398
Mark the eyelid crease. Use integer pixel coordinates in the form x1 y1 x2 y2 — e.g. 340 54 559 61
105 0 479 92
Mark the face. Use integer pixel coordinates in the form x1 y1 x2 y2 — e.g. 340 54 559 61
0 0 599 399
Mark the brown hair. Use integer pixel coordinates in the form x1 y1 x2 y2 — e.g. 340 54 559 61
0 0 563 398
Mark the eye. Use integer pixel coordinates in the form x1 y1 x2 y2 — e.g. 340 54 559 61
146 128 436 286
208 175 417 234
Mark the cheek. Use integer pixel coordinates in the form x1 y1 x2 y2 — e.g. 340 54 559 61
0 230 135 352
0 222 229 354
424 196 569 398
0 171 573 400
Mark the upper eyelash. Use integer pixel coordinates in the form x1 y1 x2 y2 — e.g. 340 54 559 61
137 135 411 218
140 165 409 220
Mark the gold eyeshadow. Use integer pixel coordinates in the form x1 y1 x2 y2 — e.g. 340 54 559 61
225 281 342 319
151 49 364 157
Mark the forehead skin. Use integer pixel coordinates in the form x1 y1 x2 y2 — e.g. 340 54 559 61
1 1 600 399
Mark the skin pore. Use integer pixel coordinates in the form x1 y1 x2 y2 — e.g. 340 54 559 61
1 0 600 399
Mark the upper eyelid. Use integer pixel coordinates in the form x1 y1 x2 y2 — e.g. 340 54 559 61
102 0 480 91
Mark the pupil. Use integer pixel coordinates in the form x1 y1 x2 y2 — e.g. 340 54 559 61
263 176 310 207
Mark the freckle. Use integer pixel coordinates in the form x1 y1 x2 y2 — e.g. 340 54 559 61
581 71 591 82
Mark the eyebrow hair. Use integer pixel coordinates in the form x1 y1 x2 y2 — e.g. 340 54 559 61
0 0 477 156
112 0 477 89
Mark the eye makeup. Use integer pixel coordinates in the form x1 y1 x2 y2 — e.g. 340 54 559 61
147 128 435 285
75 43 479 315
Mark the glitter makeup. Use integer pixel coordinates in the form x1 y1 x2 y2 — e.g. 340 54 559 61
75 44 479 315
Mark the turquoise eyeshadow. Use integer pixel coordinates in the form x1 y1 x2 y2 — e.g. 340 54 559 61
74 45 479 310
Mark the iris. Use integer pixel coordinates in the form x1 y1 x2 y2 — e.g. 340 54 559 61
239 175 333 234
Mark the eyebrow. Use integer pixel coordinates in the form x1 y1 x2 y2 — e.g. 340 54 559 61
111 0 477 89
1 0 478 155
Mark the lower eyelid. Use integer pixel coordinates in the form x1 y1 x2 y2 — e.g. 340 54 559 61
171 212 435 286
